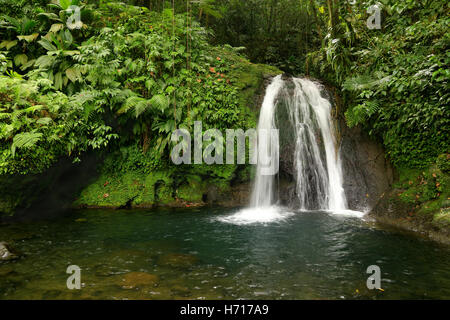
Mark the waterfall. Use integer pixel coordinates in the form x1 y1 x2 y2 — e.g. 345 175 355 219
285 78 347 211
251 76 347 211
219 76 359 225
250 75 284 207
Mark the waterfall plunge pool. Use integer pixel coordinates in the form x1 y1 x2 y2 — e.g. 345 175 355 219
0 207 449 300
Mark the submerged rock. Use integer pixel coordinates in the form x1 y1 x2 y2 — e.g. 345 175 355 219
158 253 198 268
0 242 18 261
116 272 159 289
0 265 14 276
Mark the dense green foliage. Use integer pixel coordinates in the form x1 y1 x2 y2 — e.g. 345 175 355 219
306 0 449 168
0 0 448 185
123 0 449 169
0 76 116 174
0 1 268 176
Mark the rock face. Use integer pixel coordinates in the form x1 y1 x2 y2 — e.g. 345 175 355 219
368 166 450 244
340 125 394 211
208 183 252 207
0 154 100 222
0 242 18 261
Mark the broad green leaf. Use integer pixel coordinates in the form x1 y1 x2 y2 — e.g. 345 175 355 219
63 29 73 46
14 54 28 66
54 72 63 90
62 50 80 56
17 33 39 42
35 55 54 68
37 12 62 22
2 40 18 50
38 38 57 51
65 67 80 82
49 23 64 33
60 0 71 10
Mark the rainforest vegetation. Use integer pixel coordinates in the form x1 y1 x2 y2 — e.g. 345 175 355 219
0 0 448 215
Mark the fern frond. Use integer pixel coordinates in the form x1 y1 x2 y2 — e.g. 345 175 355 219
345 100 380 127
149 94 169 111
343 73 391 91
11 131 42 157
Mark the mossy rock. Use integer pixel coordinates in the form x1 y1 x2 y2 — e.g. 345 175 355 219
371 164 450 242
432 208 450 231
74 169 178 208
157 253 198 269
114 272 159 289
177 180 205 203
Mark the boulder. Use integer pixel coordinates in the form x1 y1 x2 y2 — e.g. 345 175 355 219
0 242 18 261
116 272 159 289
158 253 198 268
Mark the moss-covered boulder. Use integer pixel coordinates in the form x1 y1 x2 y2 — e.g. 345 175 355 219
370 162 450 244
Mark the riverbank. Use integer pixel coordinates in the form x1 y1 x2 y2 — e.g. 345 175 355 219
370 163 450 245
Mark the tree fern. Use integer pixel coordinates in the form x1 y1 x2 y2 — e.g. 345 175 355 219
118 94 169 118
11 131 42 157
345 100 380 128
343 72 391 91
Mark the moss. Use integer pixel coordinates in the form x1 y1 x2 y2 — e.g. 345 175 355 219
177 175 206 202
212 46 282 131
372 163 450 241
74 171 145 207
432 208 450 230
0 197 20 216
75 170 175 207
74 162 246 208
417 198 444 217
436 153 450 173
393 166 447 207
231 61 281 112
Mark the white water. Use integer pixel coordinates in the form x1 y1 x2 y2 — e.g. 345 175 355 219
250 75 284 207
220 76 361 225
284 78 347 211
217 206 295 225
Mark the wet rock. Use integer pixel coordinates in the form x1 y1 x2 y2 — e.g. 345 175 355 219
214 183 252 207
116 272 159 289
0 265 14 276
170 285 191 297
0 242 18 261
43 289 62 299
94 264 122 277
158 253 198 268
8 231 36 241
340 125 394 211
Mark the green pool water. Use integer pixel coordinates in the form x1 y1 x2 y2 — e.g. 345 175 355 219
0 207 449 300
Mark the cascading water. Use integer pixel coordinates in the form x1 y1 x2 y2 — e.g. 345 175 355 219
282 78 347 211
218 75 293 224
250 75 284 207
219 76 361 225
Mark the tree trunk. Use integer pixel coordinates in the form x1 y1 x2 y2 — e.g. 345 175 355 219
308 0 323 41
